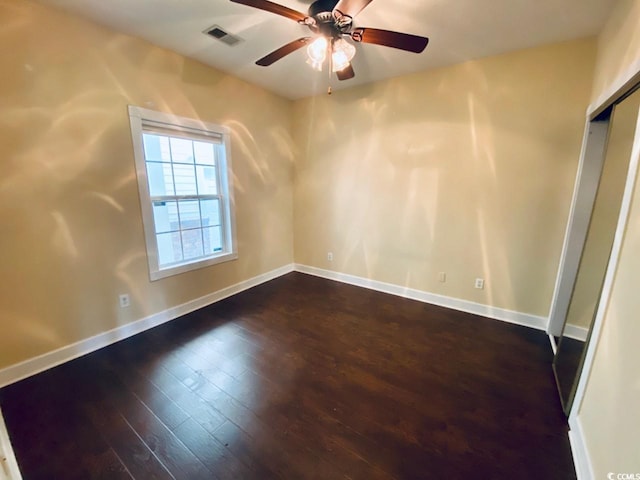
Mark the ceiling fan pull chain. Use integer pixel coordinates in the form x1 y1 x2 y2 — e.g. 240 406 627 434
328 39 333 94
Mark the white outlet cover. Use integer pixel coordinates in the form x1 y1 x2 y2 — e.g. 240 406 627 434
119 294 130 308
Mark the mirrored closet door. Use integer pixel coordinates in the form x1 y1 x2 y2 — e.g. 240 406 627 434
553 85 640 413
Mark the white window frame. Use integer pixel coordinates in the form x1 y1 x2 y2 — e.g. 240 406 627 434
128 106 237 281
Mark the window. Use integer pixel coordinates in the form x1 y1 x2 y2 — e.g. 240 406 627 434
128 106 237 280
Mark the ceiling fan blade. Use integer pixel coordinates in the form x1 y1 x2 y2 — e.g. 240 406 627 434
256 37 311 66
336 64 355 81
230 0 307 23
332 0 374 18
352 28 429 53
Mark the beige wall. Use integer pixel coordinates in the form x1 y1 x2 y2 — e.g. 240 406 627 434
577 0 640 476
293 39 595 317
590 0 640 107
0 0 294 370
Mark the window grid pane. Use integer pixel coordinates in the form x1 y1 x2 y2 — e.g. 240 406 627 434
146 162 176 196
143 134 171 163
203 226 223 254
200 198 221 227
152 201 179 233
196 165 218 195
181 229 204 260
143 130 227 268
178 200 201 230
194 141 216 166
157 231 183 266
170 137 195 164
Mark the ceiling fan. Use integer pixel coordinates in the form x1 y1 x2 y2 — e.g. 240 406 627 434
230 0 429 83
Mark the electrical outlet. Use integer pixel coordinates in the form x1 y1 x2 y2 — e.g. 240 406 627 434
327 252 333 262
438 272 446 283
119 294 130 308
475 278 484 289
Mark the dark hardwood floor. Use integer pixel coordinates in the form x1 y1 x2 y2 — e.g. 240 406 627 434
0 272 575 479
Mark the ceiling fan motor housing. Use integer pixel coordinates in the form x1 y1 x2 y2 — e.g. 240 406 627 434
308 0 340 20
307 0 352 37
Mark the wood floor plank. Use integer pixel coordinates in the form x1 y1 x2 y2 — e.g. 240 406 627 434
172 418 253 480
0 272 575 479
97 349 191 431
82 393 175 480
91 368 214 479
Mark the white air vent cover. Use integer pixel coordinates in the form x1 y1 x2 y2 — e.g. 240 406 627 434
204 25 242 46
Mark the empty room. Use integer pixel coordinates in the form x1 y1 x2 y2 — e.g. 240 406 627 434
1 0 639 478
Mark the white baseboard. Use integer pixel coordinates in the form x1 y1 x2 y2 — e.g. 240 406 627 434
294 264 548 331
0 264 294 389
563 324 589 342
568 415 593 480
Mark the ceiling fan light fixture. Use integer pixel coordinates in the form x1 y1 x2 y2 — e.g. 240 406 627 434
331 38 355 72
234 0 428 85
307 36 328 64
331 52 350 72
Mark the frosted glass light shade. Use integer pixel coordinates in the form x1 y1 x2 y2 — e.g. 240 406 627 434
331 38 355 72
307 37 328 63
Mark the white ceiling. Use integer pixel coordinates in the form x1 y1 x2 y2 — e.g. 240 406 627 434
36 0 616 99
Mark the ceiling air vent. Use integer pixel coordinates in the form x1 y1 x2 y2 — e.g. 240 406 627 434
204 25 242 46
